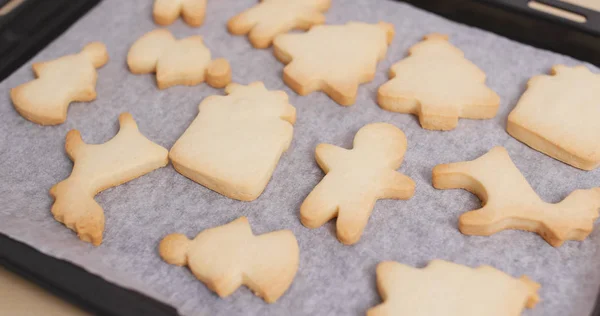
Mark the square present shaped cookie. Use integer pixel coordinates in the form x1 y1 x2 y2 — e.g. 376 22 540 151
508 65 600 170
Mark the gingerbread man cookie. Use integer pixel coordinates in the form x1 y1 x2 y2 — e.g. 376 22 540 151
159 217 299 303
10 42 108 125
433 146 600 247
508 65 600 170
378 34 500 130
273 22 394 105
153 0 206 26
127 29 231 89
368 260 540 316
300 123 415 245
169 82 295 201
51 113 169 246
228 0 331 48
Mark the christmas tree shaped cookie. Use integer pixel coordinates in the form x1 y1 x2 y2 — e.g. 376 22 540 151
169 82 295 201
433 146 600 247
10 42 108 125
228 0 331 48
368 260 540 316
378 34 500 130
300 123 415 245
508 65 600 170
159 217 299 303
273 22 394 105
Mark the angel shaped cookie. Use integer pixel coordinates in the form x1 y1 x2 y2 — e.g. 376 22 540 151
433 146 600 247
169 82 296 201
273 22 394 105
10 42 108 125
228 0 331 48
127 29 231 89
368 260 540 316
50 113 169 245
153 0 206 26
300 123 415 245
508 65 600 170
159 217 299 303
378 34 500 130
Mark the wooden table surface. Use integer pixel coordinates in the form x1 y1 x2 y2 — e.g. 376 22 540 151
562 0 600 12
0 266 88 316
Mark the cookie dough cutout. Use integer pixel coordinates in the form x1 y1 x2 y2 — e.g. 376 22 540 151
508 65 600 170
300 123 415 245
228 0 331 49
153 0 206 27
50 113 169 246
378 34 500 131
273 22 394 106
169 82 295 201
159 217 299 303
10 42 108 125
368 260 540 316
127 29 231 89
433 146 600 247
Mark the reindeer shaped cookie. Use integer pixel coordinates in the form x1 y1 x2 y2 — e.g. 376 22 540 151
159 217 299 303
153 0 206 26
301 123 415 245
50 113 169 246
368 260 540 316
433 146 600 247
127 29 231 89
10 42 108 125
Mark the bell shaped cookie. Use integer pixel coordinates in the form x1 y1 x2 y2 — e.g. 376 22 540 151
127 29 231 89
159 217 299 303
433 146 600 247
10 42 108 125
508 65 600 170
378 34 499 130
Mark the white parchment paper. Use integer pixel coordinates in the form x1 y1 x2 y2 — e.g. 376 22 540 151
1 0 599 315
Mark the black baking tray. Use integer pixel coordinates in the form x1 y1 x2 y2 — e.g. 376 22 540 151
0 0 102 81
0 0 599 315
400 0 600 66
0 233 178 316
